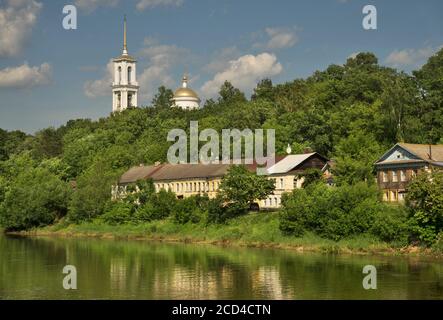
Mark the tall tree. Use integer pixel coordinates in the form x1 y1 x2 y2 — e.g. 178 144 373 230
218 81 247 104
220 165 275 210
152 86 174 109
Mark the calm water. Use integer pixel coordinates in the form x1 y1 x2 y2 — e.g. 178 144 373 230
0 233 442 300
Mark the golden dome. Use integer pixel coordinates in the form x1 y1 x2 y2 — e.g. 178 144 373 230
174 87 199 98
173 75 200 99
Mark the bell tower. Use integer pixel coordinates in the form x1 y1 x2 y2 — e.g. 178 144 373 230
112 16 139 113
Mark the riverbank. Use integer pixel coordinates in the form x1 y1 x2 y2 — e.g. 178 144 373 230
8 212 439 257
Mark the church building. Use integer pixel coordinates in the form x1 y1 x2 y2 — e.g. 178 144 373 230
171 75 201 110
111 17 200 112
112 17 139 113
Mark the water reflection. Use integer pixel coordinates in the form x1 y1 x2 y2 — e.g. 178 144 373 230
0 234 442 300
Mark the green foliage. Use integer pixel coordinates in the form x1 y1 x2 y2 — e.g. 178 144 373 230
1 49 443 241
279 182 408 242
173 195 209 224
68 159 121 222
101 202 134 225
218 81 247 104
406 171 443 245
301 168 323 188
332 130 385 185
220 165 275 212
0 166 71 231
152 86 174 109
142 189 177 221
206 196 232 224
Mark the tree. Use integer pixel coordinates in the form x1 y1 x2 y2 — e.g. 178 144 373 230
0 166 71 231
332 131 384 185
220 165 275 211
68 159 121 222
413 48 443 143
406 171 443 245
32 127 63 159
218 81 247 104
301 168 323 188
251 79 274 101
152 86 174 109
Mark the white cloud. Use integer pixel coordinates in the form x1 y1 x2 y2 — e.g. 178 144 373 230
84 59 113 98
138 41 190 101
136 0 183 11
0 62 52 89
201 53 283 98
385 45 443 67
254 27 298 51
0 0 42 57
74 0 119 13
203 46 242 73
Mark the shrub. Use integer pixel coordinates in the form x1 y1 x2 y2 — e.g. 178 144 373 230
0 167 71 231
370 206 409 244
133 190 177 222
279 181 408 243
101 202 134 225
207 196 232 224
173 195 208 225
406 171 443 246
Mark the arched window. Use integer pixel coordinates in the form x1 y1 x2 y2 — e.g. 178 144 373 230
128 93 132 107
118 66 122 84
117 93 121 108
128 66 132 84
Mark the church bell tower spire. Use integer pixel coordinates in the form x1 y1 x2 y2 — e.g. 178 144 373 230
123 15 128 55
112 15 139 113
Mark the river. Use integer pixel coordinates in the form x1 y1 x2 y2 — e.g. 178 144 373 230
0 233 442 299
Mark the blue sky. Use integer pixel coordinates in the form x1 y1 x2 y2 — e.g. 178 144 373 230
0 0 442 133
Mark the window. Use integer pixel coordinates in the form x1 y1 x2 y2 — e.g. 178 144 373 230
128 93 132 107
392 171 398 182
382 171 388 182
128 67 132 84
400 170 406 182
398 191 406 201
117 93 121 108
118 66 122 84
280 178 284 189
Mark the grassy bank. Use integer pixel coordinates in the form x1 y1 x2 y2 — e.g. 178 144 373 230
10 212 435 256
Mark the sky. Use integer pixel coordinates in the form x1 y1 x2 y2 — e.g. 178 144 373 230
0 0 442 133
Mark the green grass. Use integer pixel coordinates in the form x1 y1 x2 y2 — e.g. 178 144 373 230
25 212 412 255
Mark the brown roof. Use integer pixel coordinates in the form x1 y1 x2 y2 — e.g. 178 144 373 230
118 154 325 185
119 163 233 184
399 143 443 162
150 163 232 181
119 165 163 184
